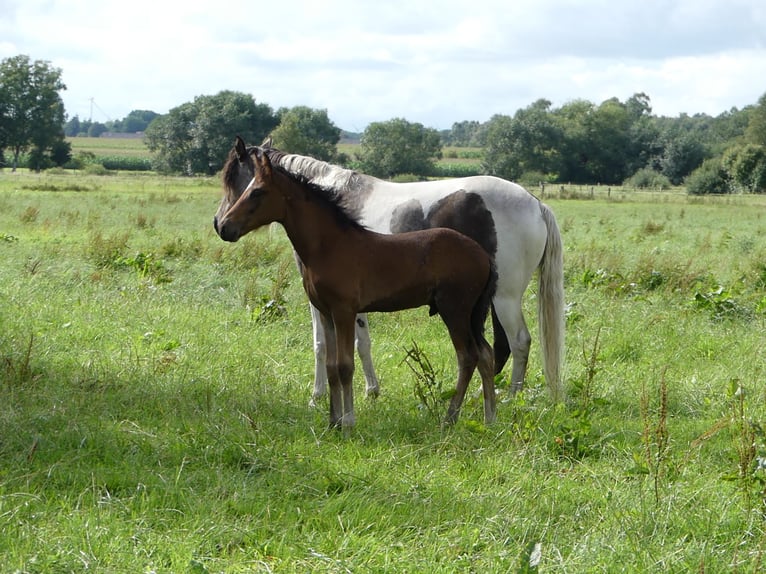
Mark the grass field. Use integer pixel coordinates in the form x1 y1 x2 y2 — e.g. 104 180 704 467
68 136 151 159
1 168 766 572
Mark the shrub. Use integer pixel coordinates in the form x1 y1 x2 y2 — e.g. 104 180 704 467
624 167 672 190
685 158 730 195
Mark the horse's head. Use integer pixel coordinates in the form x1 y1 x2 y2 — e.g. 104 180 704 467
214 137 280 242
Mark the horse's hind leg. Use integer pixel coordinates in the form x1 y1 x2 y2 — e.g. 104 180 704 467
445 345 479 425
354 314 380 398
442 316 479 425
477 338 496 424
492 293 531 395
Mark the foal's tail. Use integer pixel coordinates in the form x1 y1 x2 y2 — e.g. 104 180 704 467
472 261 499 350
537 202 565 403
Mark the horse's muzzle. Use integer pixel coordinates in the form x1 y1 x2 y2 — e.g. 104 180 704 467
213 216 239 242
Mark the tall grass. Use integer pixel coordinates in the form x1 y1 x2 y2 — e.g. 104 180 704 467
1 170 766 571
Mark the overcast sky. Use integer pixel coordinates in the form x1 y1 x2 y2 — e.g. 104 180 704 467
2 0 765 131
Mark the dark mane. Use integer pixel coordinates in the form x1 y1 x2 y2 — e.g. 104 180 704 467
221 146 252 196
263 148 367 232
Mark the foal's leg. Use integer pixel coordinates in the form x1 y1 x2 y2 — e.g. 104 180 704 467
334 313 358 428
445 341 479 426
310 303 328 406
476 338 496 424
320 312 357 429
441 313 479 425
318 313 344 427
354 314 380 398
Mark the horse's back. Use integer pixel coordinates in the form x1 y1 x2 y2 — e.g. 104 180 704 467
362 177 548 283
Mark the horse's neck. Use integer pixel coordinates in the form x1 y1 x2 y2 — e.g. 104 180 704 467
278 178 352 268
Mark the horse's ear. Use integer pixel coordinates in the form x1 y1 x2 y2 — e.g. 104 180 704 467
261 136 273 149
234 136 248 162
254 148 273 180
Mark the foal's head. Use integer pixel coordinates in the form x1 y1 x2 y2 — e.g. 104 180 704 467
214 137 283 242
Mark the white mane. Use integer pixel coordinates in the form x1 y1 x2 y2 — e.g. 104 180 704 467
271 152 373 194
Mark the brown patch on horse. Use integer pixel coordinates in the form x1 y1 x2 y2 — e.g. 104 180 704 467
389 190 498 257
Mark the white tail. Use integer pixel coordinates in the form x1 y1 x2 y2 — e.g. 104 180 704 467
537 203 565 402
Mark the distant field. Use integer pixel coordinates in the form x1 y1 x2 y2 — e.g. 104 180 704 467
67 136 151 159
68 138 482 167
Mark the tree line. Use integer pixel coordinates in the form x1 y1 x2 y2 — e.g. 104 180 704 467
2 54 765 193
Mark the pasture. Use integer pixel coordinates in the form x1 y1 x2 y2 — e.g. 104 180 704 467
1 168 766 572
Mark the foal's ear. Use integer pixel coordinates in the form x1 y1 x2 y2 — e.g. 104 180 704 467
261 136 273 149
234 136 248 163
254 148 273 180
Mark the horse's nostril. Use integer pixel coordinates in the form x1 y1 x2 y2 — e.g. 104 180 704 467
213 216 219 233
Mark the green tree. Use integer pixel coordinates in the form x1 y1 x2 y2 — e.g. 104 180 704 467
88 122 108 138
113 110 159 133
482 99 563 181
444 120 482 147
144 91 278 174
745 92 766 147
270 106 341 161
64 115 81 137
550 94 658 185
552 99 594 183
0 55 68 170
357 118 441 178
658 133 706 185
482 114 520 180
722 144 766 193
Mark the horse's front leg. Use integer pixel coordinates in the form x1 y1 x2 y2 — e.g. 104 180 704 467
309 303 328 407
320 312 357 429
318 313 343 428
354 313 380 398
334 313 357 428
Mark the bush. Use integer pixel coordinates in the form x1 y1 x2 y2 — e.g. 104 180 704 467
519 170 557 189
624 168 672 190
685 158 730 195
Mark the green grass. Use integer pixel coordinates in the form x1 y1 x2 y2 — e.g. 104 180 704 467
1 169 766 571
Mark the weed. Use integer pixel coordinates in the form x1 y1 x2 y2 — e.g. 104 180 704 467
505 391 539 444
252 295 287 323
1 232 18 242
640 220 665 236
692 285 751 321
243 257 292 321
692 381 766 513
3 333 36 387
402 340 448 421
87 230 130 268
114 252 172 283
637 370 670 505
553 327 602 460
20 205 40 223
24 258 42 275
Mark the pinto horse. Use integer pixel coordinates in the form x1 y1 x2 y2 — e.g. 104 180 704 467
215 139 565 404
214 137 498 428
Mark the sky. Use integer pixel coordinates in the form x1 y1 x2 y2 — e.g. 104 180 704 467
1 0 765 131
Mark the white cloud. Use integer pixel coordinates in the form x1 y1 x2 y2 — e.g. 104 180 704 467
1 0 764 129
